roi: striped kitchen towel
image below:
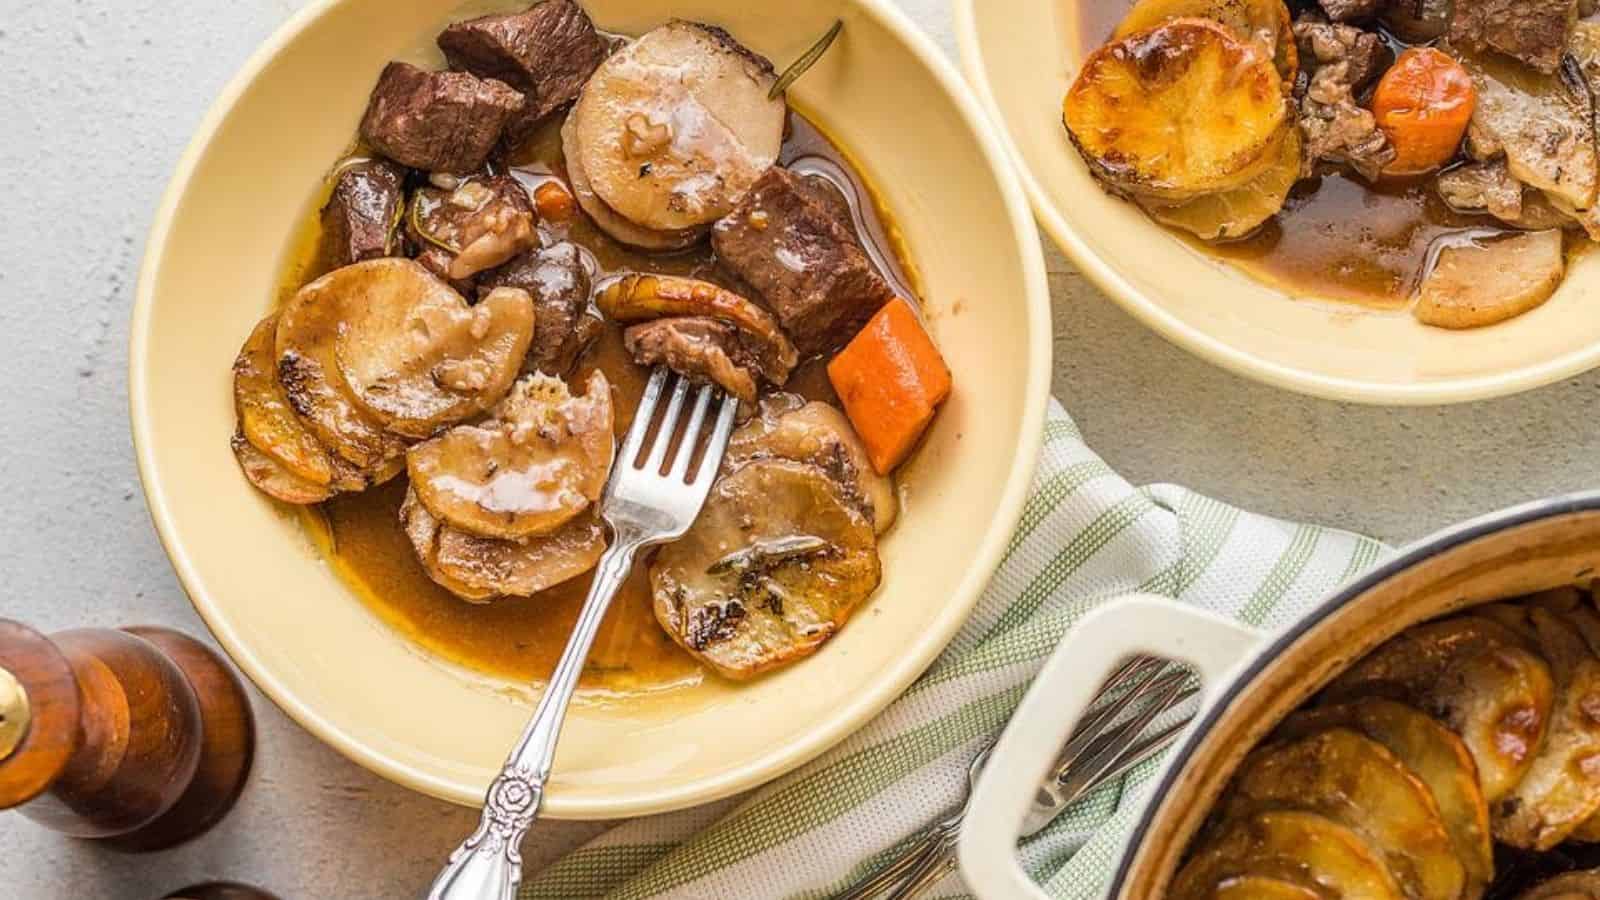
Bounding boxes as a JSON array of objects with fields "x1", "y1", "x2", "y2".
[{"x1": 521, "y1": 398, "x2": 1388, "y2": 899}]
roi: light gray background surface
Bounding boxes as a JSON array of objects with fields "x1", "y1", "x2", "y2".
[{"x1": 3, "y1": 1, "x2": 1597, "y2": 897}]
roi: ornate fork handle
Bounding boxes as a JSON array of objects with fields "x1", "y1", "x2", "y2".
[{"x1": 426, "y1": 533, "x2": 644, "y2": 900}]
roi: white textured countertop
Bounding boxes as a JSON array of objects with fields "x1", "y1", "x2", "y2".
[{"x1": 4, "y1": 1, "x2": 1599, "y2": 897}]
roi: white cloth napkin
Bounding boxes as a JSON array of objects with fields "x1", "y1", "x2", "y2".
[{"x1": 520, "y1": 399, "x2": 1387, "y2": 899}]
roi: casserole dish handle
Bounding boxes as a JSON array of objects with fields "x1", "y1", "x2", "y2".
[{"x1": 956, "y1": 595, "x2": 1262, "y2": 899}]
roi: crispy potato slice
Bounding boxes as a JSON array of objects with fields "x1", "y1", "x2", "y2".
[
  {"x1": 1171, "y1": 809, "x2": 1402, "y2": 900},
  {"x1": 1414, "y1": 230, "x2": 1565, "y2": 329},
  {"x1": 399, "y1": 488, "x2": 496, "y2": 602},
  {"x1": 435, "y1": 511, "x2": 606, "y2": 599},
  {"x1": 401, "y1": 487, "x2": 605, "y2": 601},
  {"x1": 408, "y1": 371, "x2": 614, "y2": 540},
  {"x1": 234, "y1": 314, "x2": 337, "y2": 485},
  {"x1": 280, "y1": 260, "x2": 535, "y2": 446},
  {"x1": 596, "y1": 274, "x2": 798, "y2": 382},
  {"x1": 230, "y1": 432, "x2": 333, "y2": 505},
  {"x1": 570, "y1": 21, "x2": 785, "y2": 232},
  {"x1": 1113, "y1": 0, "x2": 1297, "y2": 84},
  {"x1": 1471, "y1": 602, "x2": 1600, "y2": 849},
  {"x1": 1221, "y1": 729, "x2": 1465, "y2": 900},
  {"x1": 336, "y1": 275, "x2": 535, "y2": 439},
  {"x1": 726, "y1": 394, "x2": 898, "y2": 535},
  {"x1": 1064, "y1": 18, "x2": 1288, "y2": 202},
  {"x1": 1276, "y1": 699, "x2": 1492, "y2": 890},
  {"x1": 1518, "y1": 870, "x2": 1600, "y2": 898},
  {"x1": 1323, "y1": 615, "x2": 1556, "y2": 805},
  {"x1": 651, "y1": 459, "x2": 881, "y2": 680},
  {"x1": 1142, "y1": 128, "x2": 1301, "y2": 241},
  {"x1": 275, "y1": 264, "x2": 414, "y2": 466}
]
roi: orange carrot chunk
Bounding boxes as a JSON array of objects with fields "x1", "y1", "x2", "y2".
[
  {"x1": 1371, "y1": 48, "x2": 1476, "y2": 177},
  {"x1": 534, "y1": 180, "x2": 576, "y2": 221},
  {"x1": 827, "y1": 298, "x2": 952, "y2": 475}
]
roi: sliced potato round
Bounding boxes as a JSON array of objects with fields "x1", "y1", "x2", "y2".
[
  {"x1": 234, "y1": 313, "x2": 336, "y2": 485},
  {"x1": 596, "y1": 274, "x2": 798, "y2": 381},
  {"x1": 562, "y1": 115, "x2": 707, "y2": 251},
  {"x1": 399, "y1": 488, "x2": 496, "y2": 602},
  {"x1": 408, "y1": 371, "x2": 615, "y2": 540},
  {"x1": 321, "y1": 265, "x2": 536, "y2": 438},
  {"x1": 275, "y1": 261, "x2": 440, "y2": 465},
  {"x1": 1142, "y1": 128, "x2": 1301, "y2": 242},
  {"x1": 230, "y1": 432, "x2": 333, "y2": 505},
  {"x1": 1518, "y1": 870, "x2": 1600, "y2": 899},
  {"x1": 1171, "y1": 809, "x2": 1402, "y2": 900},
  {"x1": 650, "y1": 459, "x2": 881, "y2": 680},
  {"x1": 570, "y1": 21, "x2": 785, "y2": 232},
  {"x1": 726, "y1": 394, "x2": 897, "y2": 534},
  {"x1": 1113, "y1": 0, "x2": 1297, "y2": 84},
  {"x1": 1064, "y1": 18, "x2": 1288, "y2": 202},
  {"x1": 1276, "y1": 699, "x2": 1492, "y2": 890},
  {"x1": 402, "y1": 487, "x2": 606, "y2": 601},
  {"x1": 435, "y1": 511, "x2": 607, "y2": 599},
  {"x1": 1221, "y1": 728, "x2": 1465, "y2": 900},
  {"x1": 1471, "y1": 602, "x2": 1600, "y2": 850},
  {"x1": 1414, "y1": 230, "x2": 1565, "y2": 330},
  {"x1": 1323, "y1": 614, "x2": 1556, "y2": 805}
]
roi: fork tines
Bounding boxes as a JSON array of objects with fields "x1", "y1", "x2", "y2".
[{"x1": 616, "y1": 368, "x2": 739, "y2": 487}]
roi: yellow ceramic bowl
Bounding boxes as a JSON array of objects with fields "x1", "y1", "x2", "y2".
[
  {"x1": 957, "y1": 0, "x2": 1600, "y2": 404},
  {"x1": 130, "y1": 0, "x2": 1050, "y2": 816}
]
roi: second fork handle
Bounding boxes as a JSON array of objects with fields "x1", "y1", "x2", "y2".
[{"x1": 426, "y1": 534, "x2": 644, "y2": 900}]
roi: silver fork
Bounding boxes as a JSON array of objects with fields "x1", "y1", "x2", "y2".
[
  {"x1": 427, "y1": 369, "x2": 739, "y2": 900},
  {"x1": 831, "y1": 658, "x2": 1196, "y2": 900}
]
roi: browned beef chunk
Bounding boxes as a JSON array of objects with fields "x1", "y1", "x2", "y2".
[
  {"x1": 480, "y1": 242, "x2": 601, "y2": 374},
  {"x1": 1450, "y1": 0, "x2": 1577, "y2": 74},
  {"x1": 322, "y1": 159, "x2": 406, "y2": 267},
  {"x1": 1318, "y1": 0, "x2": 1385, "y2": 22},
  {"x1": 406, "y1": 174, "x2": 538, "y2": 281},
  {"x1": 712, "y1": 168, "x2": 894, "y2": 356},
  {"x1": 360, "y1": 62, "x2": 525, "y2": 174},
  {"x1": 622, "y1": 317, "x2": 767, "y2": 402},
  {"x1": 1294, "y1": 18, "x2": 1396, "y2": 181},
  {"x1": 437, "y1": 0, "x2": 609, "y2": 144}
]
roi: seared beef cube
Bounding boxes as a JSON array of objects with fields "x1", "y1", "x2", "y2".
[
  {"x1": 406, "y1": 174, "x2": 538, "y2": 281},
  {"x1": 623, "y1": 317, "x2": 764, "y2": 402},
  {"x1": 1450, "y1": 0, "x2": 1576, "y2": 74},
  {"x1": 321, "y1": 159, "x2": 406, "y2": 266},
  {"x1": 712, "y1": 168, "x2": 894, "y2": 356},
  {"x1": 360, "y1": 62, "x2": 525, "y2": 174},
  {"x1": 438, "y1": 0, "x2": 609, "y2": 143},
  {"x1": 1294, "y1": 18, "x2": 1396, "y2": 180},
  {"x1": 1316, "y1": 0, "x2": 1384, "y2": 21},
  {"x1": 480, "y1": 241, "x2": 600, "y2": 374}
]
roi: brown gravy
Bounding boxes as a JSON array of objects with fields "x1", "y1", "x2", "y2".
[
  {"x1": 1071, "y1": 1, "x2": 1500, "y2": 306},
  {"x1": 287, "y1": 109, "x2": 913, "y2": 694}
]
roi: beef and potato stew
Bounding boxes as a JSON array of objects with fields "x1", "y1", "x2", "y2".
[
  {"x1": 229, "y1": 1, "x2": 950, "y2": 691},
  {"x1": 1068, "y1": 0, "x2": 1600, "y2": 323},
  {"x1": 1177, "y1": 587, "x2": 1600, "y2": 899}
]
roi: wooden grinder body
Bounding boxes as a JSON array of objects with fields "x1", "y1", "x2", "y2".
[{"x1": 0, "y1": 620, "x2": 254, "y2": 851}]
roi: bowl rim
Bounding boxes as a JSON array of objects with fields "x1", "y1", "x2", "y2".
[
  {"x1": 1106, "y1": 488, "x2": 1600, "y2": 895},
  {"x1": 128, "y1": 0, "x2": 1053, "y2": 815},
  {"x1": 952, "y1": 0, "x2": 1600, "y2": 406}
]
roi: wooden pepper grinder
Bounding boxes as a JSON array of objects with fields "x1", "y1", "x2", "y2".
[{"x1": 0, "y1": 619, "x2": 255, "y2": 851}]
